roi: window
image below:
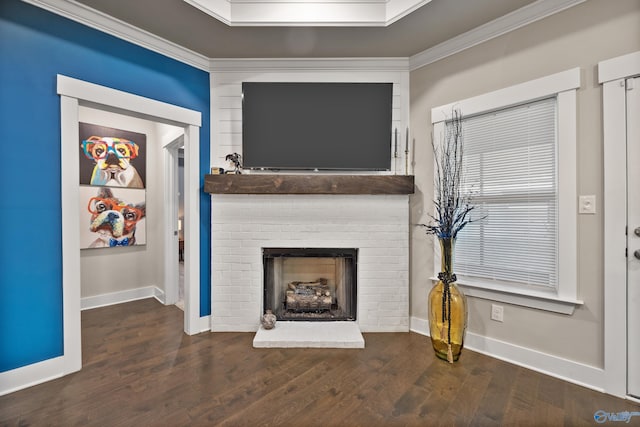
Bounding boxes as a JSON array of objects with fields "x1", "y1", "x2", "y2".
[
  {"x1": 456, "y1": 97, "x2": 558, "y2": 288},
  {"x1": 431, "y1": 68, "x2": 582, "y2": 314}
]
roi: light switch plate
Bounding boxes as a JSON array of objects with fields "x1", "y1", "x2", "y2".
[{"x1": 579, "y1": 195, "x2": 596, "y2": 214}]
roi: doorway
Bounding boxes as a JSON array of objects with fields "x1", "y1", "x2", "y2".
[
  {"x1": 601, "y1": 51, "x2": 640, "y2": 399},
  {"x1": 163, "y1": 136, "x2": 186, "y2": 312},
  {"x1": 58, "y1": 75, "x2": 202, "y2": 375}
]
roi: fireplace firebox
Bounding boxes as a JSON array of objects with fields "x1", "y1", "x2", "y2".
[{"x1": 263, "y1": 248, "x2": 357, "y2": 321}]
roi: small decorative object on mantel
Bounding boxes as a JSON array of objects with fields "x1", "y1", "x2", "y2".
[
  {"x1": 210, "y1": 167, "x2": 225, "y2": 175},
  {"x1": 225, "y1": 153, "x2": 242, "y2": 174},
  {"x1": 418, "y1": 109, "x2": 483, "y2": 363},
  {"x1": 261, "y1": 309, "x2": 277, "y2": 330}
]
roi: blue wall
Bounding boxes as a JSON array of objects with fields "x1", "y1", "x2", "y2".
[{"x1": 0, "y1": 0, "x2": 211, "y2": 372}]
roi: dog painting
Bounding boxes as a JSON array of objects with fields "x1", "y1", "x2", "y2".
[
  {"x1": 79, "y1": 123, "x2": 146, "y2": 188},
  {"x1": 80, "y1": 186, "x2": 146, "y2": 249}
]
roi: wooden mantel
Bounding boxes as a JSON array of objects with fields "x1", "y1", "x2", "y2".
[{"x1": 204, "y1": 174, "x2": 414, "y2": 195}]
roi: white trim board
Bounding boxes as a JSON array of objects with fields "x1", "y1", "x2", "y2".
[
  {"x1": 80, "y1": 286, "x2": 166, "y2": 311},
  {"x1": 0, "y1": 356, "x2": 67, "y2": 397},
  {"x1": 431, "y1": 67, "x2": 581, "y2": 121},
  {"x1": 57, "y1": 77, "x2": 201, "y2": 127},
  {"x1": 409, "y1": 0, "x2": 587, "y2": 71},
  {"x1": 456, "y1": 282, "x2": 581, "y2": 315},
  {"x1": 598, "y1": 51, "x2": 640, "y2": 84},
  {"x1": 409, "y1": 317, "x2": 604, "y2": 393},
  {"x1": 466, "y1": 332, "x2": 604, "y2": 393},
  {"x1": 162, "y1": 136, "x2": 183, "y2": 308}
]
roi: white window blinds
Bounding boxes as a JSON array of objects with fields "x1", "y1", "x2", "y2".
[{"x1": 453, "y1": 97, "x2": 558, "y2": 289}]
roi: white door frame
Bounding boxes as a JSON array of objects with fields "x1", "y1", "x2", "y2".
[
  {"x1": 600, "y1": 51, "x2": 640, "y2": 399},
  {"x1": 163, "y1": 135, "x2": 183, "y2": 307},
  {"x1": 626, "y1": 76, "x2": 640, "y2": 399},
  {"x1": 57, "y1": 74, "x2": 203, "y2": 374}
]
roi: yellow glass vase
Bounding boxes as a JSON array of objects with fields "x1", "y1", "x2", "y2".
[{"x1": 428, "y1": 237, "x2": 468, "y2": 363}]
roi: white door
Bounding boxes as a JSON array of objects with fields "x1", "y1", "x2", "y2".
[{"x1": 628, "y1": 76, "x2": 640, "y2": 399}]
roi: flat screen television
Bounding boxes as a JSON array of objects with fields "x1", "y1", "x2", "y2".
[{"x1": 242, "y1": 82, "x2": 393, "y2": 171}]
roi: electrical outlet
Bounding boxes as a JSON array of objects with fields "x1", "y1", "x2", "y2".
[{"x1": 491, "y1": 304, "x2": 504, "y2": 322}]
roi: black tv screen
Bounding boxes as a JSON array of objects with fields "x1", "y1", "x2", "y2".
[{"x1": 242, "y1": 82, "x2": 393, "y2": 171}]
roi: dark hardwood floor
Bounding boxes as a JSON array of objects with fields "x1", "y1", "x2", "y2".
[{"x1": 1, "y1": 299, "x2": 638, "y2": 426}]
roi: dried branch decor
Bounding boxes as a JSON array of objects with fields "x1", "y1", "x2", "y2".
[{"x1": 418, "y1": 110, "x2": 478, "y2": 240}]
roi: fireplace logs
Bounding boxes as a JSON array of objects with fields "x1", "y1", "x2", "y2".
[{"x1": 285, "y1": 279, "x2": 332, "y2": 312}]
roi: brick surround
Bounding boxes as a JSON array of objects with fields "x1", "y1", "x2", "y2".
[{"x1": 210, "y1": 194, "x2": 410, "y2": 332}]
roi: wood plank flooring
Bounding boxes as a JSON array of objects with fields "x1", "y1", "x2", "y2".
[{"x1": 1, "y1": 299, "x2": 639, "y2": 426}]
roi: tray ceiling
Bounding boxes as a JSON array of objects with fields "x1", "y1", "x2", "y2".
[{"x1": 69, "y1": 0, "x2": 541, "y2": 58}]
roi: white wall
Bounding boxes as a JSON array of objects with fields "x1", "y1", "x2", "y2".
[
  {"x1": 409, "y1": 0, "x2": 640, "y2": 372},
  {"x1": 78, "y1": 107, "x2": 181, "y2": 302}
]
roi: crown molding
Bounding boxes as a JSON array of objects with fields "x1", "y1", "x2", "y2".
[
  {"x1": 21, "y1": 0, "x2": 210, "y2": 71},
  {"x1": 385, "y1": 0, "x2": 431, "y2": 26},
  {"x1": 209, "y1": 57, "x2": 411, "y2": 72},
  {"x1": 409, "y1": 0, "x2": 587, "y2": 71},
  {"x1": 183, "y1": 0, "x2": 231, "y2": 26}
]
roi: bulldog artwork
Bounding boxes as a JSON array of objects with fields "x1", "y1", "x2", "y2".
[
  {"x1": 80, "y1": 186, "x2": 146, "y2": 249},
  {"x1": 79, "y1": 123, "x2": 146, "y2": 189}
]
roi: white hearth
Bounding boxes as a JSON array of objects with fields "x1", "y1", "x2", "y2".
[
  {"x1": 253, "y1": 322, "x2": 365, "y2": 348},
  {"x1": 210, "y1": 194, "x2": 410, "y2": 334}
]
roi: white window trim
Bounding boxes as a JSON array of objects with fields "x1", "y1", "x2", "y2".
[{"x1": 430, "y1": 68, "x2": 583, "y2": 315}]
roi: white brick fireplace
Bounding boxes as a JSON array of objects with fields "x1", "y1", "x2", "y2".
[{"x1": 210, "y1": 193, "x2": 410, "y2": 333}]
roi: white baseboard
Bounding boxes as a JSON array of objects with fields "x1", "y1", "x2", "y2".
[
  {"x1": 211, "y1": 324, "x2": 259, "y2": 333},
  {"x1": 81, "y1": 286, "x2": 164, "y2": 310},
  {"x1": 0, "y1": 356, "x2": 71, "y2": 397},
  {"x1": 359, "y1": 326, "x2": 410, "y2": 333},
  {"x1": 409, "y1": 316, "x2": 604, "y2": 393},
  {"x1": 153, "y1": 287, "x2": 166, "y2": 304},
  {"x1": 410, "y1": 316, "x2": 429, "y2": 336}
]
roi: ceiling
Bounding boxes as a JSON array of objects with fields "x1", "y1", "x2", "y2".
[{"x1": 71, "y1": 0, "x2": 537, "y2": 58}]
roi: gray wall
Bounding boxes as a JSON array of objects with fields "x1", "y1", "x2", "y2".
[{"x1": 409, "y1": 0, "x2": 640, "y2": 367}]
